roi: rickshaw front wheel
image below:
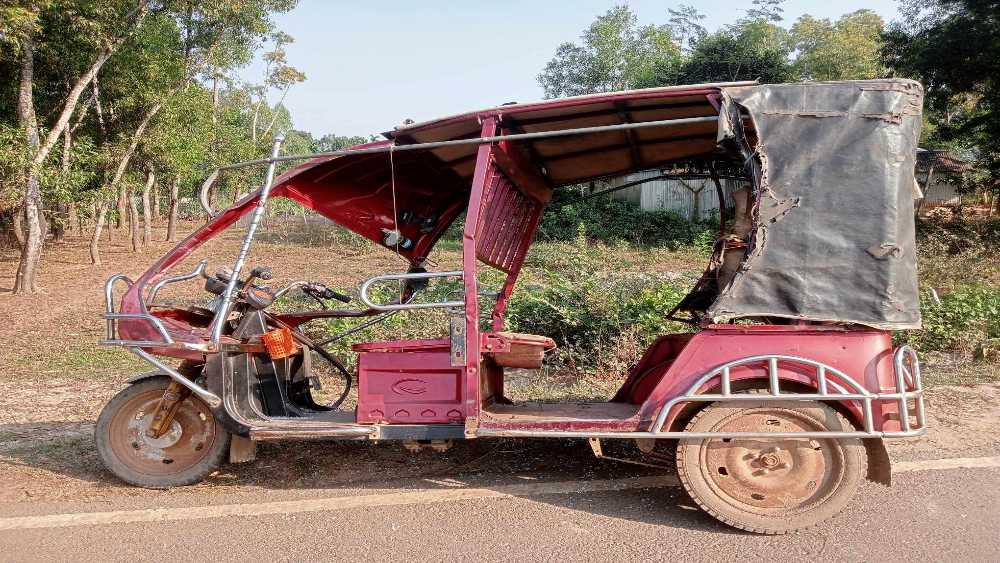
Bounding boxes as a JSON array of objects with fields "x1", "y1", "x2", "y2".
[
  {"x1": 96, "y1": 375, "x2": 231, "y2": 489},
  {"x1": 676, "y1": 398, "x2": 866, "y2": 534}
]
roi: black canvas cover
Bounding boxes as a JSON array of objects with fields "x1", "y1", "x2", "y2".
[{"x1": 708, "y1": 79, "x2": 923, "y2": 329}]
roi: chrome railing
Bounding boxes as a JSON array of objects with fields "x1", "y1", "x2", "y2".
[
  {"x1": 359, "y1": 270, "x2": 465, "y2": 311},
  {"x1": 101, "y1": 274, "x2": 174, "y2": 347},
  {"x1": 145, "y1": 259, "x2": 208, "y2": 306}
]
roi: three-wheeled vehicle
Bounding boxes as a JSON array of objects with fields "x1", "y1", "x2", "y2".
[{"x1": 96, "y1": 79, "x2": 927, "y2": 534}]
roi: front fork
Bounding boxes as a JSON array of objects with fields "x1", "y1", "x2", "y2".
[{"x1": 146, "y1": 380, "x2": 192, "y2": 439}]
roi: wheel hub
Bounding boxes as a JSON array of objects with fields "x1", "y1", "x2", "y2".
[
  {"x1": 702, "y1": 409, "x2": 844, "y2": 512},
  {"x1": 138, "y1": 417, "x2": 183, "y2": 449}
]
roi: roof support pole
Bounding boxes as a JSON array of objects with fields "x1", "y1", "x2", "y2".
[
  {"x1": 461, "y1": 117, "x2": 498, "y2": 437},
  {"x1": 212, "y1": 116, "x2": 720, "y2": 172},
  {"x1": 208, "y1": 136, "x2": 284, "y2": 347}
]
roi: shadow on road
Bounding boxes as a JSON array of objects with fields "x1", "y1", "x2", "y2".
[{"x1": 0, "y1": 421, "x2": 730, "y2": 532}]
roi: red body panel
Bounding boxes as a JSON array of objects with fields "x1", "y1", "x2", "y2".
[
  {"x1": 630, "y1": 326, "x2": 900, "y2": 432},
  {"x1": 355, "y1": 345, "x2": 466, "y2": 424}
]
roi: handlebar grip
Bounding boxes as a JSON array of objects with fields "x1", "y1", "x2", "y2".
[
  {"x1": 304, "y1": 282, "x2": 351, "y2": 303},
  {"x1": 328, "y1": 290, "x2": 351, "y2": 303}
]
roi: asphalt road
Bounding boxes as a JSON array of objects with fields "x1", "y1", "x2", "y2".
[{"x1": 0, "y1": 456, "x2": 997, "y2": 562}]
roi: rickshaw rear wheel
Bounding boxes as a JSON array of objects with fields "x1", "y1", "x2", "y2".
[
  {"x1": 676, "y1": 398, "x2": 866, "y2": 535},
  {"x1": 95, "y1": 376, "x2": 231, "y2": 489}
]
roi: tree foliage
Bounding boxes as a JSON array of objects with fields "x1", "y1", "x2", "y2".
[
  {"x1": 790, "y1": 10, "x2": 886, "y2": 81},
  {"x1": 0, "y1": 0, "x2": 377, "y2": 285},
  {"x1": 669, "y1": 20, "x2": 794, "y2": 85},
  {"x1": 538, "y1": 5, "x2": 681, "y2": 97},
  {"x1": 541, "y1": 2, "x2": 895, "y2": 92},
  {"x1": 883, "y1": 0, "x2": 1000, "y2": 193}
]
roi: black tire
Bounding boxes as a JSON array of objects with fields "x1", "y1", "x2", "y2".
[
  {"x1": 676, "y1": 398, "x2": 866, "y2": 534},
  {"x1": 95, "y1": 376, "x2": 231, "y2": 489}
]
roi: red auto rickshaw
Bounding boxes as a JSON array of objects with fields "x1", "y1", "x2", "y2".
[{"x1": 96, "y1": 79, "x2": 926, "y2": 534}]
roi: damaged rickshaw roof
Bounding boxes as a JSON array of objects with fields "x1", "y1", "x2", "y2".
[{"x1": 262, "y1": 78, "x2": 923, "y2": 330}]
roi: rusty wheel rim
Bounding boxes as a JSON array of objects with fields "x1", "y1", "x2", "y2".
[
  {"x1": 107, "y1": 388, "x2": 218, "y2": 477},
  {"x1": 699, "y1": 408, "x2": 846, "y2": 515}
]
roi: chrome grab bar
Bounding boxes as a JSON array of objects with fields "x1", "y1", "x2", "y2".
[
  {"x1": 102, "y1": 273, "x2": 176, "y2": 346},
  {"x1": 146, "y1": 259, "x2": 208, "y2": 306},
  {"x1": 893, "y1": 345, "x2": 925, "y2": 432},
  {"x1": 359, "y1": 270, "x2": 465, "y2": 311},
  {"x1": 104, "y1": 274, "x2": 134, "y2": 340}
]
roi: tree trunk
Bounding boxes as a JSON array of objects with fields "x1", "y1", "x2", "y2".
[
  {"x1": 90, "y1": 201, "x2": 108, "y2": 265},
  {"x1": 167, "y1": 177, "x2": 180, "y2": 242},
  {"x1": 12, "y1": 203, "x2": 26, "y2": 249},
  {"x1": 12, "y1": 3, "x2": 150, "y2": 292},
  {"x1": 68, "y1": 202, "x2": 79, "y2": 236},
  {"x1": 128, "y1": 190, "x2": 141, "y2": 252},
  {"x1": 14, "y1": 34, "x2": 44, "y2": 294},
  {"x1": 151, "y1": 179, "x2": 160, "y2": 220},
  {"x1": 251, "y1": 97, "x2": 262, "y2": 145},
  {"x1": 142, "y1": 168, "x2": 154, "y2": 247},
  {"x1": 212, "y1": 74, "x2": 220, "y2": 126},
  {"x1": 53, "y1": 126, "x2": 73, "y2": 243},
  {"x1": 102, "y1": 98, "x2": 167, "y2": 242},
  {"x1": 116, "y1": 185, "x2": 126, "y2": 229}
]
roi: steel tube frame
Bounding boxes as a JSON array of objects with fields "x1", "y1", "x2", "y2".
[
  {"x1": 219, "y1": 116, "x2": 717, "y2": 170},
  {"x1": 146, "y1": 259, "x2": 208, "y2": 306},
  {"x1": 130, "y1": 347, "x2": 222, "y2": 408},
  {"x1": 198, "y1": 115, "x2": 720, "y2": 216},
  {"x1": 208, "y1": 136, "x2": 285, "y2": 347}
]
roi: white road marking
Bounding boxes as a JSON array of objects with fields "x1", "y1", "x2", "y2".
[
  {"x1": 0, "y1": 454, "x2": 997, "y2": 531},
  {"x1": 892, "y1": 456, "x2": 1000, "y2": 473},
  {"x1": 0, "y1": 475, "x2": 676, "y2": 531}
]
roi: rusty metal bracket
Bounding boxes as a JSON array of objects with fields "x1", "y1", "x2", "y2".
[{"x1": 588, "y1": 438, "x2": 673, "y2": 470}]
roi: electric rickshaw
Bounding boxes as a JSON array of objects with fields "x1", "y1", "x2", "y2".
[{"x1": 96, "y1": 79, "x2": 927, "y2": 534}]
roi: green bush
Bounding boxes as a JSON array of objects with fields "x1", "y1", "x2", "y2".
[
  {"x1": 537, "y1": 191, "x2": 718, "y2": 251},
  {"x1": 904, "y1": 286, "x2": 1000, "y2": 352},
  {"x1": 506, "y1": 227, "x2": 691, "y2": 373}
]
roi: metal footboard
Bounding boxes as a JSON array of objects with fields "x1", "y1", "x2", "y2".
[{"x1": 477, "y1": 348, "x2": 926, "y2": 439}]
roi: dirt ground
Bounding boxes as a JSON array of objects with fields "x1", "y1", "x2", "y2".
[{"x1": 1, "y1": 221, "x2": 998, "y2": 506}]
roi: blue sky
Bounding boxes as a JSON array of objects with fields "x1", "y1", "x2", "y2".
[{"x1": 241, "y1": 0, "x2": 902, "y2": 138}]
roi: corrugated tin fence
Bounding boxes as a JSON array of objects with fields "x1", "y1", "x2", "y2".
[{"x1": 608, "y1": 170, "x2": 748, "y2": 221}]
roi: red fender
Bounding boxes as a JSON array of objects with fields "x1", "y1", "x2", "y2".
[{"x1": 623, "y1": 326, "x2": 901, "y2": 433}]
